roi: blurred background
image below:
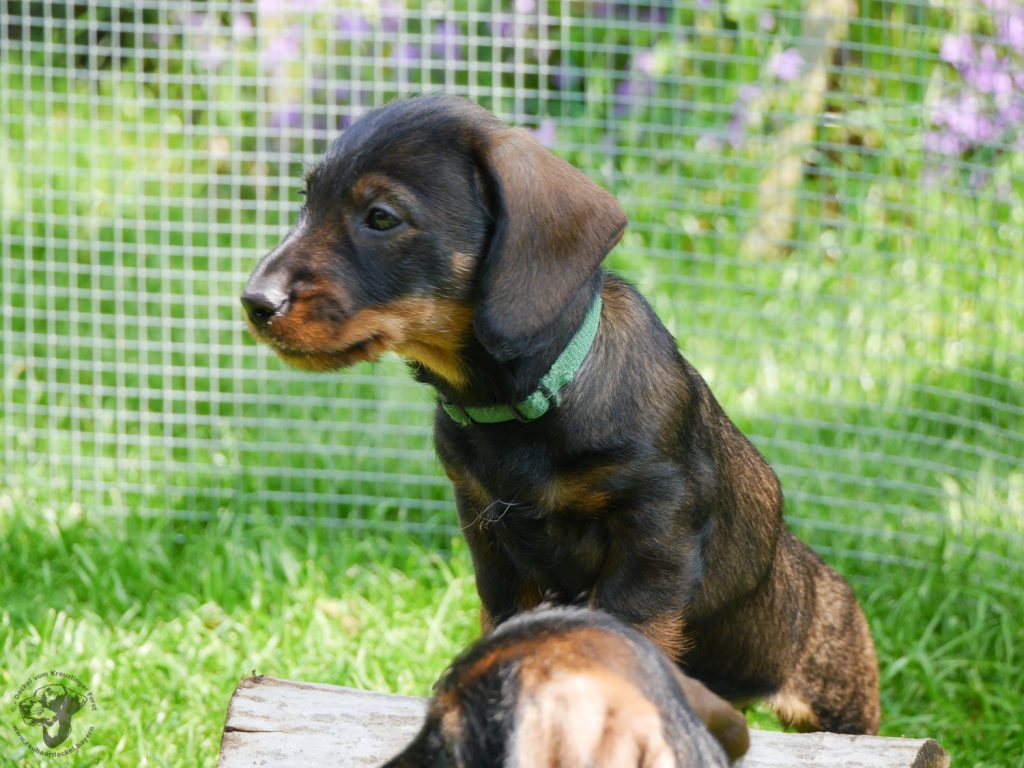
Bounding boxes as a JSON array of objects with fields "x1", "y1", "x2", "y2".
[{"x1": 2, "y1": 1, "x2": 1022, "y2": 765}]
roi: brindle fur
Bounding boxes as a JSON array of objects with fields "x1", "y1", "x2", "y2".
[
  {"x1": 241, "y1": 95, "x2": 880, "y2": 734},
  {"x1": 383, "y1": 607, "x2": 749, "y2": 767}
]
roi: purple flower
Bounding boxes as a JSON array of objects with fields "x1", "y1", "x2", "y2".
[
  {"x1": 258, "y1": 0, "x2": 293, "y2": 16},
  {"x1": 185, "y1": 12, "x2": 229, "y2": 71},
  {"x1": 634, "y1": 49, "x2": 656, "y2": 76},
  {"x1": 431, "y1": 20, "x2": 464, "y2": 61},
  {"x1": 551, "y1": 67, "x2": 581, "y2": 91},
  {"x1": 337, "y1": 11, "x2": 372, "y2": 41},
  {"x1": 515, "y1": 0, "x2": 536, "y2": 12},
  {"x1": 969, "y1": 168, "x2": 990, "y2": 189},
  {"x1": 738, "y1": 83, "x2": 760, "y2": 101},
  {"x1": 964, "y1": 58, "x2": 1014, "y2": 95},
  {"x1": 615, "y1": 79, "x2": 638, "y2": 116},
  {"x1": 925, "y1": 84, "x2": 1024, "y2": 155},
  {"x1": 200, "y1": 43, "x2": 228, "y2": 71},
  {"x1": 758, "y1": 12, "x2": 776, "y2": 32},
  {"x1": 258, "y1": 0, "x2": 325, "y2": 14},
  {"x1": 999, "y1": 12, "x2": 1024, "y2": 52},
  {"x1": 260, "y1": 26, "x2": 302, "y2": 71},
  {"x1": 614, "y1": 75, "x2": 656, "y2": 116},
  {"x1": 489, "y1": 14, "x2": 517, "y2": 40},
  {"x1": 940, "y1": 33, "x2": 974, "y2": 67},
  {"x1": 531, "y1": 119, "x2": 557, "y2": 147},
  {"x1": 923, "y1": 130, "x2": 966, "y2": 156},
  {"x1": 930, "y1": 7, "x2": 1024, "y2": 159},
  {"x1": 232, "y1": 13, "x2": 254, "y2": 39},
  {"x1": 381, "y1": 1, "x2": 404, "y2": 34},
  {"x1": 1000, "y1": 100, "x2": 1024, "y2": 127},
  {"x1": 954, "y1": 43, "x2": 1016, "y2": 96},
  {"x1": 613, "y1": 48, "x2": 661, "y2": 114},
  {"x1": 339, "y1": 86, "x2": 374, "y2": 110},
  {"x1": 391, "y1": 41, "x2": 422, "y2": 67},
  {"x1": 766, "y1": 48, "x2": 804, "y2": 81},
  {"x1": 649, "y1": 7, "x2": 670, "y2": 24},
  {"x1": 980, "y1": 42, "x2": 998, "y2": 66},
  {"x1": 270, "y1": 106, "x2": 303, "y2": 130},
  {"x1": 725, "y1": 84, "x2": 761, "y2": 148},
  {"x1": 954, "y1": 109, "x2": 997, "y2": 144}
]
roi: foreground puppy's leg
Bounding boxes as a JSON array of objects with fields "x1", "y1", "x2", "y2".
[{"x1": 669, "y1": 669, "x2": 750, "y2": 762}]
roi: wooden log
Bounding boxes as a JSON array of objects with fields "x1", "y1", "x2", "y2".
[{"x1": 218, "y1": 676, "x2": 949, "y2": 768}]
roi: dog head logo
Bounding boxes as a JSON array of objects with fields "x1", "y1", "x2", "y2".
[
  {"x1": 19, "y1": 683, "x2": 86, "y2": 749},
  {"x1": 11, "y1": 672, "x2": 97, "y2": 757}
]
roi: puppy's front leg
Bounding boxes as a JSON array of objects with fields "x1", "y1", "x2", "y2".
[
  {"x1": 592, "y1": 513, "x2": 699, "y2": 661},
  {"x1": 453, "y1": 487, "x2": 542, "y2": 633}
]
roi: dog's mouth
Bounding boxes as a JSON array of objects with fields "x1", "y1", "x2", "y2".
[
  {"x1": 270, "y1": 332, "x2": 393, "y2": 372},
  {"x1": 243, "y1": 296, "x2": 473, "y2": 386},
  {"x1": 245, "y1": 313, "x2": 394, "y2": 371}
]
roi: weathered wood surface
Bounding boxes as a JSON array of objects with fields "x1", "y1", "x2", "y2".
[{"x1": 218, "y1": 676, "x2": 950, "y2": 768}]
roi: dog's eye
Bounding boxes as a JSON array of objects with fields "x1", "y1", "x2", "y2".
[{"x1": 366, "y1": 207, "x2": 401, "y2": 232}]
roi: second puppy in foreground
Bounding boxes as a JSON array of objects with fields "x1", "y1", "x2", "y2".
[
  {"x1": 242, "y1": 95, "x2": 880, "y2": 733},
  {"x1": 383, "y1": 607, "x2": 749, "y2": 768}
]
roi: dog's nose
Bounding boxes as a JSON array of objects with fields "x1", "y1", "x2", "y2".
[{"x1": 240, "y1": 289, "x2": 285, "y2": 328}]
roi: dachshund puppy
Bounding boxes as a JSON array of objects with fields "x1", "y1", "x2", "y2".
[
  {"x1": 383, "y1": 606, "x2": 749, "y2": 768},
  {"x1": 241, "y1": 95, "x2": 880, "y2": 733}
]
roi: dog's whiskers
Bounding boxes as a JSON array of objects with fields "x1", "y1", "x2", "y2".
[{"x1": 462, "y1": 498, "x2": 520, "y2": 530}]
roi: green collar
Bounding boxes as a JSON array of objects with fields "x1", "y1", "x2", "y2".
[{"x1": 441, "y1": 295, "x2": 603, "y2": 426}]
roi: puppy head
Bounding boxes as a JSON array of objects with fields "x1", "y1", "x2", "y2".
[
  {"x1": 241, "y1": 96, "x2": 491, "y2": 385},
  {"x1": 383, "y1": 607, "x2": 746, "y2": 768},
  {"x1": 241, "y1": 95, "x2": 626, "y2": 387}
]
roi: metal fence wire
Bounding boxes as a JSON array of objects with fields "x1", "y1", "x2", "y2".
[{"x1": 2, "y1": 1, "x2": 1022, "y2": 575}]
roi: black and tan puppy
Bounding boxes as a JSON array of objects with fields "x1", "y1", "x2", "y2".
[
  {"x1": 241, "y1": 95, "x2": 880, "y2": 733},
  {"x1": 384, "y1": 606, "x2": 749, "y2": 768}
]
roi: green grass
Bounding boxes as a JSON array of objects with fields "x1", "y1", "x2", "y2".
[
  {"x1": 2, "y1": 469, "x2": 1022, "y2": 767},
  {"x1": 0, "y1": 470, "x2": 478, "y2": 766}
]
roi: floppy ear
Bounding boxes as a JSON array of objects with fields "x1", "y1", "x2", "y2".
[{"x1": 474, "y1": 127, "x2": 627, "y2": 360}]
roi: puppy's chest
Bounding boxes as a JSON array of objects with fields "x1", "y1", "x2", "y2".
[
  {"x1": 470, "y1": 485, "x2": 610, "y2": 594},
  {"x1": 442, "y1": 438, "x2": 619, "y2": 586}
]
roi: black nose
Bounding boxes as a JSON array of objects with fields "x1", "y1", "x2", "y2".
[{"x1": 240, "y1": 289, "x2": 285, "y2": 328}]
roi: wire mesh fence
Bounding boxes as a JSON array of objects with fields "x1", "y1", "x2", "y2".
[{"x1": 2, "y1": 1, "x2": 1022, "y2": 576}]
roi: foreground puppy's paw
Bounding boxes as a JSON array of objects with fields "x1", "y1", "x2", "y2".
[{"x1": 510, "y1": 671, "x2": 676, "y2": 768}]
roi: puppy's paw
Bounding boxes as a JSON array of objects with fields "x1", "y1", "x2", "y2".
[{"x1": 510, "y1": 670, "x2": 675, "y2": 768}]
